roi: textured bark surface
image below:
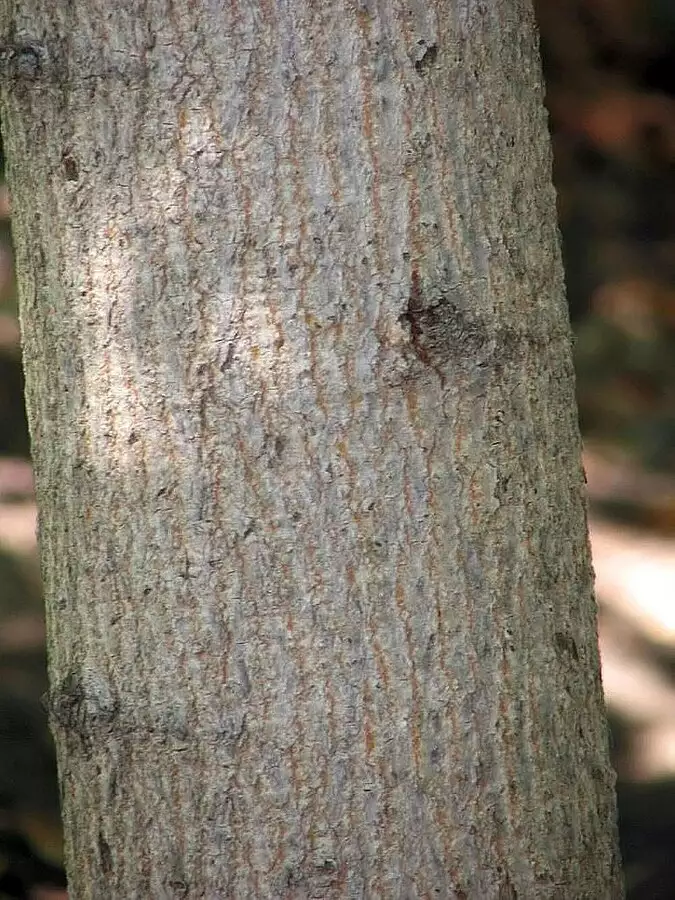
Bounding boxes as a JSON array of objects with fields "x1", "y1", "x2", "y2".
[{"x1": 0, "y1": 1, "x2": 623, "y2": 898}]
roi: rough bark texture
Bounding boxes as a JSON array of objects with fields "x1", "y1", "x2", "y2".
[{"x1": 0, "y1": 1, "x2": 623, "y2": 898}]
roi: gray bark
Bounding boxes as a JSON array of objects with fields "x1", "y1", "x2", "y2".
[{"x1": 0, "y1": 1, "x2": 623, "y2": 898}]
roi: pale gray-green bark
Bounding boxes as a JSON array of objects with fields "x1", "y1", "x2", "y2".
[{"x1": 0, "y1": 1, "x2": 623, "y2": 897}]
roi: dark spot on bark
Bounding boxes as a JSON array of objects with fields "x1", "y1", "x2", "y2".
[
  {"x1": 4, "y1": 43, "x2": 44, "y2": 79},
  {"x1": 497, "y1": 868, "x2": 518, "y2": 898},
  {"x1": 414, "y1": 41, "x2": 438, "y2": 74},
  {"x1": 315, "y1": 858, "x2": 337, "y2": 872},
  {"x1": 47, "y1": 671, "x2": 119, "y2": 745},
  {"x1": 398, "y1": 267, "x2": 566, "y2": 380},
  {"x1": 107, "y1": 770, "x2": 118, "y2": 802},
  {"x1": 554, "y1": 631, "x2": 579, "y2": 661},
  {"x1": 399, "y1": 269, "x2": 480, "y2": 383},
  {"x1": 219, "y1": 342, "x2": 235, "y2": 371},
  {"x1": 47, "y1": 672, "x2": 85, "y2": 731},
  {"x1": 98, "y1": 833, "x2": 112, "y2": 875},
  {"x1": 62, "y1": 151, "x2": 79, "y2": 181}
]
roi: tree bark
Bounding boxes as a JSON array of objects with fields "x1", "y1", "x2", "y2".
[{"x1": 0, "y1": 1, "x2": 623, "y2": 898}]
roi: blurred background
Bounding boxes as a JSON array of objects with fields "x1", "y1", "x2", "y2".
[{"x1": 2, "y1": 0, "x2": 675, "y2": 897}]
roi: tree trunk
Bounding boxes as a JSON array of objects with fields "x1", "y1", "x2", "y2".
[{"x1": 0, "y1": 1, "x2": 623, "y2": 897}]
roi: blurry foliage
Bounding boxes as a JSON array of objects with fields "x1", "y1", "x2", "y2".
[
  {"x1": 0, "y1": 550, "x2": 32, "y2": 618},
  {"x1": 0, "y1": 132, "x2": 63, "y2": 891},
  {"x1": 537, "y1": 2, "x2": 675, "y2": 897},
  {"x1": 538, "y1": 0, "x2": 675, "y2": 489},
  {"x1": 0, "y1": 354, "x2": 28, "y2": 459}
]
